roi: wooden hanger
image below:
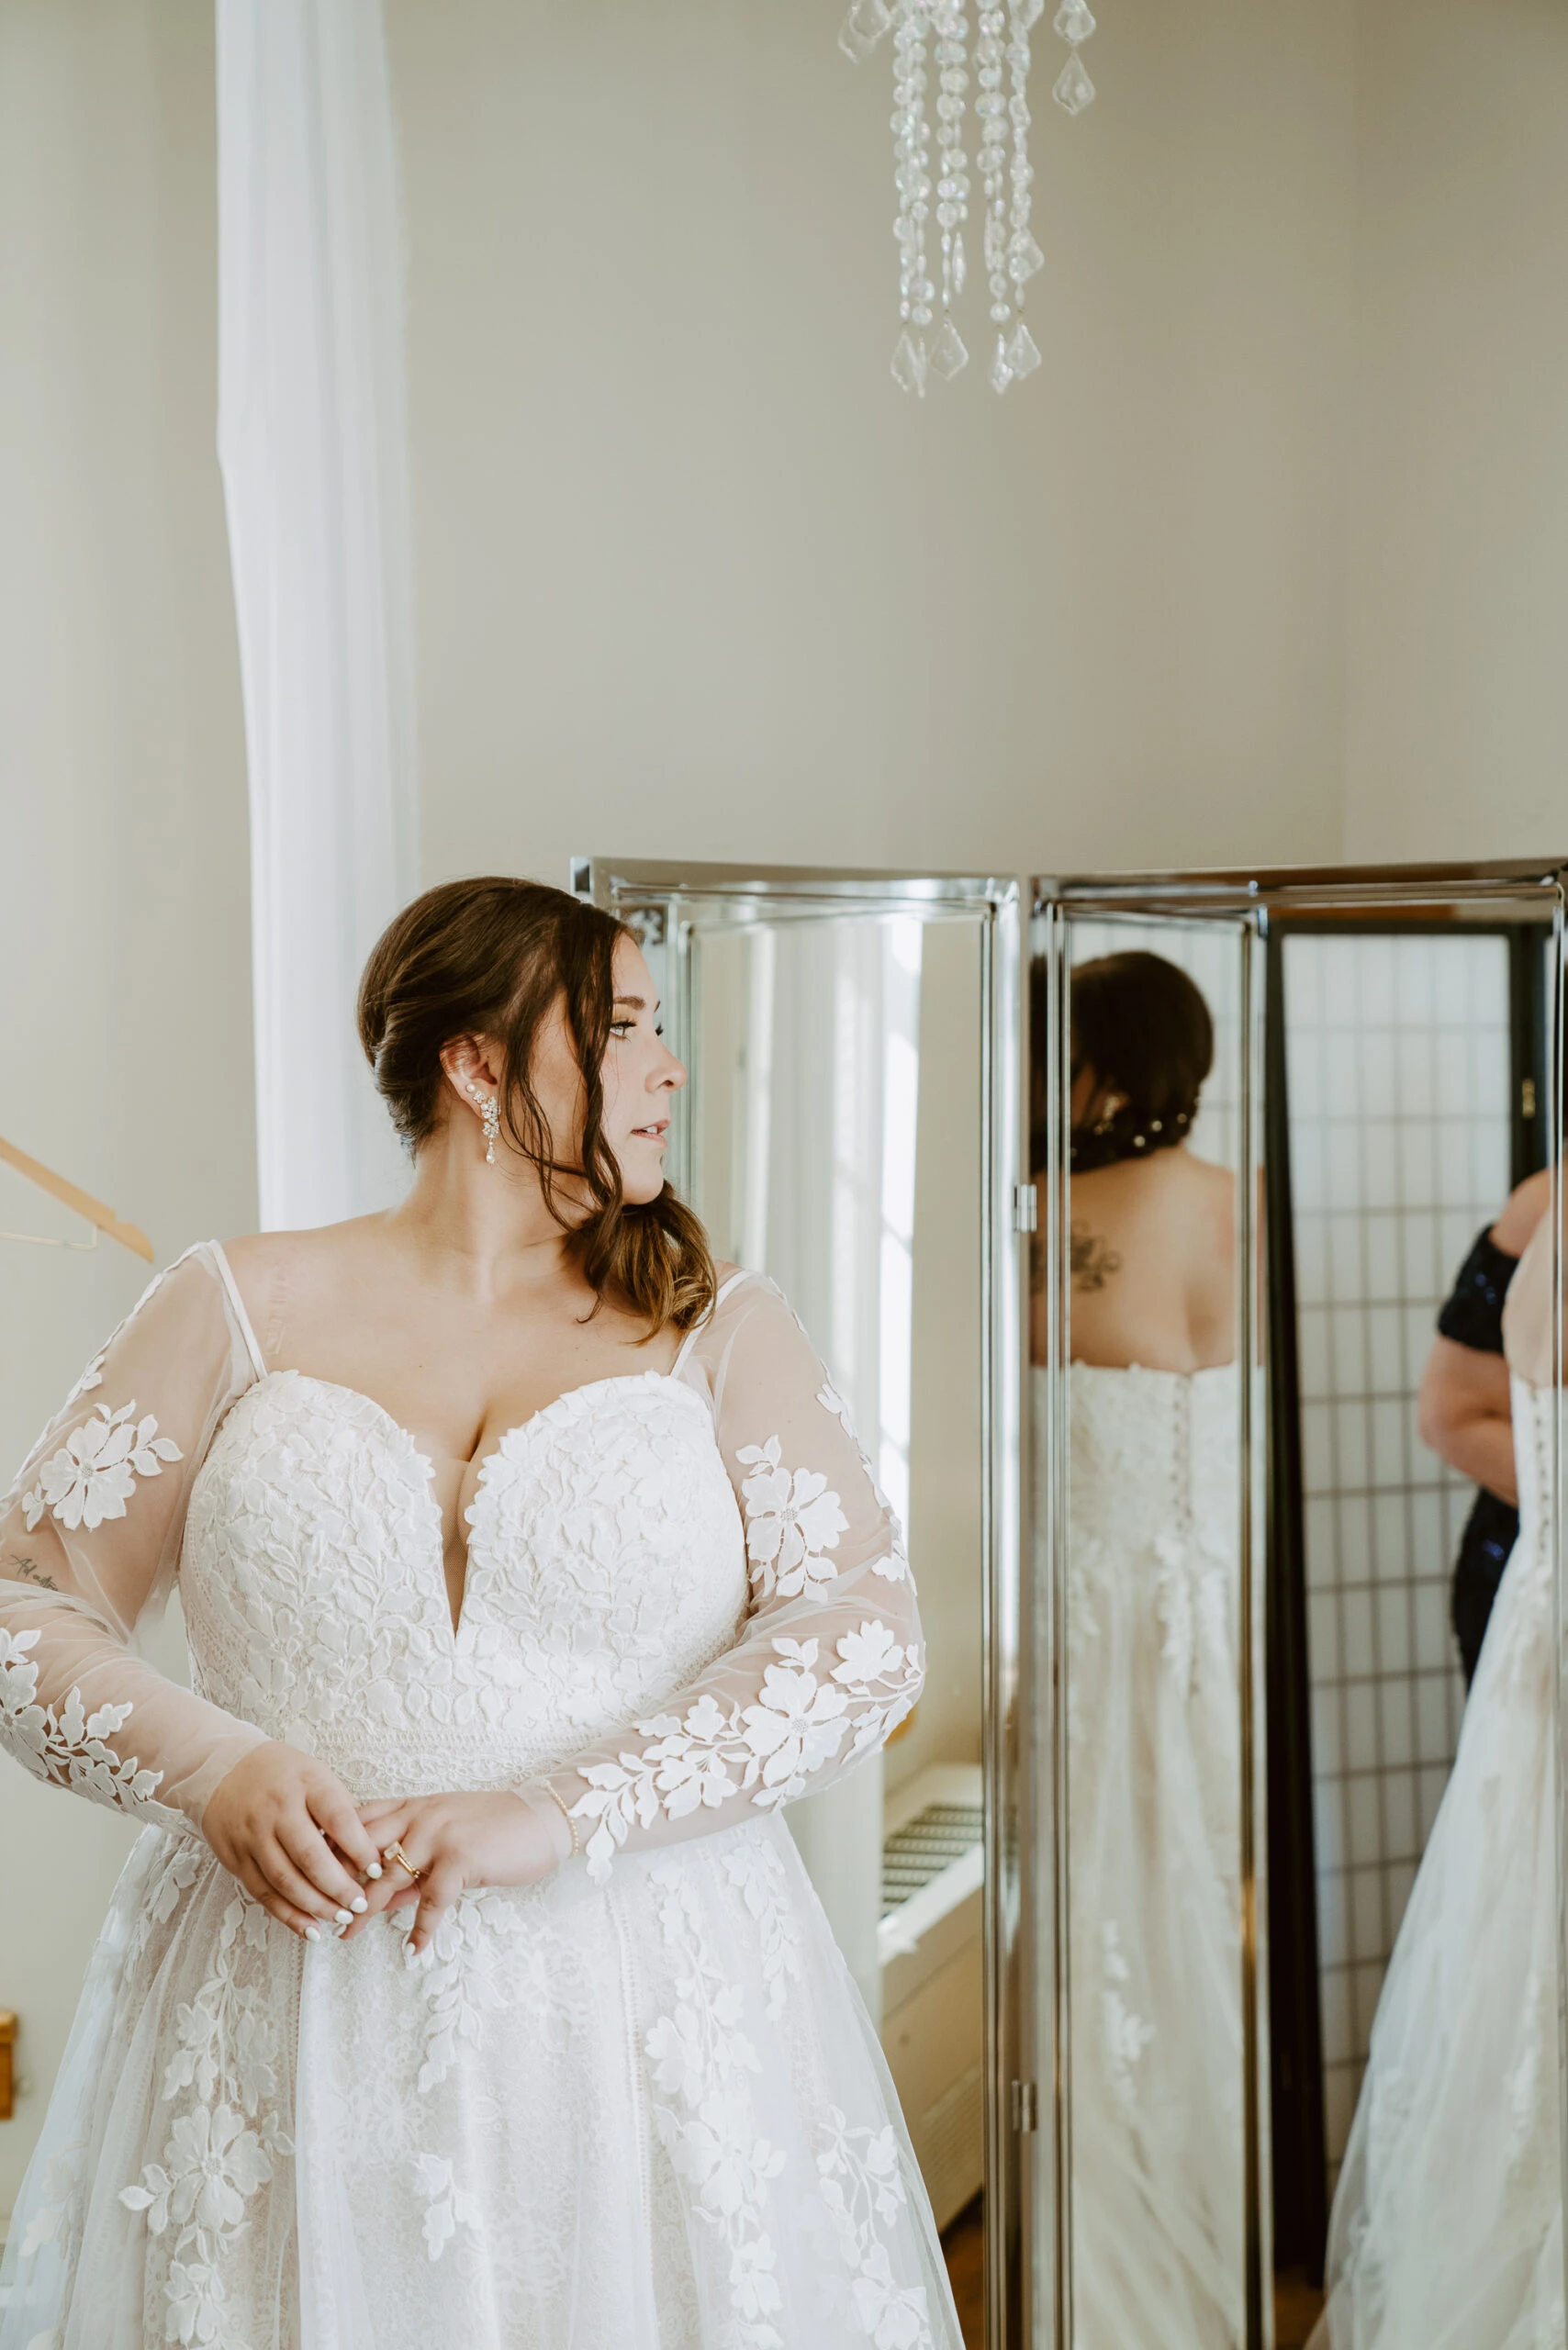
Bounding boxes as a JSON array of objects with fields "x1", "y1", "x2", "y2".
[{"x1": 0, "y1": 1134, "x2": 153, "y2": 1261}]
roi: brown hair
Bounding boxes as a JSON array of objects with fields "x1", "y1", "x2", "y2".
[
  {"x1": 357, "y1": 877, "x2": 716, "y2": 1333},
  {"x1": 1029, "y1": 949, "x2": 1215, "y2": 1170}
]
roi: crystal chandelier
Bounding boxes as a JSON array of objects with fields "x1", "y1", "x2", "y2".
[{"x1": 841, "y1": 0, "x2": 1098, "y2": 395}]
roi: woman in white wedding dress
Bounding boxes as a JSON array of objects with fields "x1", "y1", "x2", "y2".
[
  {"x1": 1312, "y1": 1198, "x2": 1563, "y2": 2350},
  {"x1": 1033, "y1": 952, "x2": 1244, "y2": 2350},
  {"x1": 0, "y1": 877, "x2": 961, "y2": 2350}
]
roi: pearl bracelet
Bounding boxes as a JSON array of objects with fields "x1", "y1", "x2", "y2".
[{"x1": 538, "y1": 1781, "x2": 581, "y2": 1859}]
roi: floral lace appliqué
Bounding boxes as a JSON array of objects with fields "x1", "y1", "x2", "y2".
[
  {"x1": 722, "y1": 1832, "x2": 805, "y2": 2020},
  {"x1": 1101, "y1": 1921, "x2": 1156, "y2": 2116},
  {"x1": 813, "y1": 2108, "x2": 934, "y2": 2348},
  {"x1": 118, "y1": 1893, "x2": 291, "y2": 2346},
  {"x1": 570, "y1": 1624, "x2": 924, "y2": 1882},
  {"x1": 17, "y1": 2135, "x2": 87, "y2": 2264},
  {"x1": 22, "y1": 1398, "x2": 182, "y2": 1533},
  {"x1": 414, "y1": 2150, "x2": 482, "y2": 2260},
  {"x1": 816, "y1": 1382, "x2": 909, "y2": 1582},
  {"x1": 736, "y1": 1435, "x2": 849, "y2": 1601},
  {"x1": 1502, "y1": 1965, "x2": 1553, "y2": 2183},
  {"x1": 404, "y1": 1891, "x2": 528, "y2": 2094},
  {"x1": 0, "y1": 1625, "x2": 164, "y2": 1812},
  {"x1": 645, "y1": 1864, "x2": 788, "y2": 2347}
]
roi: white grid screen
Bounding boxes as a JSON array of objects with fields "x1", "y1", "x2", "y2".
[{"x1": 1283, "y1": 929, "x2": 1512, "y2": 2177}]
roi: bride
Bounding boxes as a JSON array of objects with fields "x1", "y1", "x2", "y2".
[
  {"x1": 1034, "y1": 949, "x2": 1244, "y2": 2349},
  {"x1": 1312, "y1": 1190, "x2": 1562, "y2": 2349},
  {"x1": 0, "y1": 877, "x2": 961, "y2": 2350}
]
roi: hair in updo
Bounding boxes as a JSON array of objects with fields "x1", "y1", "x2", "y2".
[
  {"x1": 357, "y1": 876, "x2": 716, "y2": 1333},
  {"x1": 1068, "y1": 950, "x2": 1214, "y2": 1152}
]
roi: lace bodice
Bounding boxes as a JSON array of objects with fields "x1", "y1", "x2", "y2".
[
  {"x1": 1065, "y1": 1361, "x2": 1239, "y2": 1559},
  {"x1": 1050, "y1": 1361, "x2": 1241, "y2": 1711},
  {"x1": 180, "y1": 1370, "x2": 747, "y2": 1802},
  {"x1": 0, "y1": 1245, "x2": 924, "y2": 1883}
]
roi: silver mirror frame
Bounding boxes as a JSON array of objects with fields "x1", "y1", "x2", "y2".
[
  {"x1": 572, "y1": 858, "x2": 1030, "y2": 2350},
  {"x1": 1034, "y1": 856, "x2": 1568, "y2": 2350},
  {"x1": 570, "y1": 852, "x2": 1568, "y2": 2347}
]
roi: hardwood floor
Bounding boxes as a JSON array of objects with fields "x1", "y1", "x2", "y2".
[
  {"x1": 940, "y1": 2193, "x2": 984, "y2": 2349},
  {"x1": 941, "y1": 2200, "x2": 1324, "y2": 2350},
  {"x1": 1275, "y1": 2268, "x2": 1326, "y2": 2349}
]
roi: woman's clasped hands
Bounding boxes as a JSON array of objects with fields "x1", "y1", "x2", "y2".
[
  {"x1": 343, "y1": 1786, "x2": 573, "y2": 1954},
  {"x1": 203, "y1": 1742, "x2": 575, "y2": 1954}
]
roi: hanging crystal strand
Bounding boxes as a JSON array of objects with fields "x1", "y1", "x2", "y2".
[
  {"x1": 928, "y1": 6, "x2": 970, "y2": 380},
  {"x1": 974, "y1": 6, "x2": 1011, "y2": 392},
  {"x1": 1052, "y1": 0, "x2": 1097, "y2": 115},
  {"x1": 839, "y1": 0, "x2": 894, "y2": 62},
  {"x1": 986, "y1": 0, "x2": 1043, "y2": 390},
  {"x1": 890, "y1": 3, "x2": 935, "y2": 395}
]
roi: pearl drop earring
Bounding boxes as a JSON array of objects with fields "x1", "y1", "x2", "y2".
[{"x1": 466, "y1": 1080, "x2": 500, "y2": 1164}]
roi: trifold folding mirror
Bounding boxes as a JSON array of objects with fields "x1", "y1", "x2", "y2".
[{"x1": 575, "y1": 856, "x2": 1567, "y2": 2350}]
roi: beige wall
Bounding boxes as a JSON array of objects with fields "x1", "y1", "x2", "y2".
[
  {"x1": 386, "y1": 0, "x2": 1356, "y2": 885},
  {"x1": 1342, "y1": 0, "x2": 1568, "y2": 864},
  {"x1": 0, "y1": 0, "x2": 254, "y2": 2215}
]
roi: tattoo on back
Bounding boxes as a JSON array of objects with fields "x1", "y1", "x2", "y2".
[
  {"x1": 1070, "y1": 1223, "x2": 1123, "y2": 1293},
  {"x1": 3, "y1": 1550, "x2": 59, "y2": 1592}
]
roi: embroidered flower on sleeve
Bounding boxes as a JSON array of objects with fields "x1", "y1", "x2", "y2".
[
  {"x1": 832, "y1": 1622, "x2": 905, "y2": 1687},
  {"x1": 62, "y1": 1345, "x2": 108, "y2": 1408},
  {"x1": 21, "y1": 1400, "x2": 182, "y2": 1534},
  {"x1": 734, "y1": 1436, "x2": 848, "y2": 1601},
  {"x1": 740, "y1": 1646, "x2": 851, "y2": 1789},
  {"x1": 0, "y1": 1625, "x2": 165, "y2": 1812},
  {"x1": 815, "y1": 1381, "x2": 910, "y2": 1583},
  {"x1": 568, "y1": 1620, "x2": 925, "y2": 1881}
]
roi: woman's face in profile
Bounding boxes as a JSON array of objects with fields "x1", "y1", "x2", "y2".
[{"x1": 526, "y1": 933, "x2": 687, "y2": 1206}]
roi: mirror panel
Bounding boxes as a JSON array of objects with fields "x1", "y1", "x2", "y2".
[
  {"x1": 1034, "y1": 869, "x2": 1566, "y2": 2350},
  {"x1": 1281, "y1": 926, "x2": 1518, "y2": 2189},
  {"x1": 1035, "y1": 911, "x2": 1259, "y2": 2350},
  {"x1": 585, "y1": 866, "x2": 1020, "y2": 2340}
]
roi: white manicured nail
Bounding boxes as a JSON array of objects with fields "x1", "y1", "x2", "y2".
[
  {"x1": 349, "y1": 1894, "x2": 368, "y2": 1913},
  {"x1": 304, "y1": 1925, "x2": 321, "y2": 1943},
  {"x1": 334, "y1": 1908, "x2": 353, "y2": 1926},
  {"x1": 366, "y1": 1861, "x2": 383, "y2": 1880}
]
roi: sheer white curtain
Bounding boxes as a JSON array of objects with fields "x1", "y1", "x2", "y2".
[{"x1": 217, "y1": 0, "x2": 418, "y2": 1230}]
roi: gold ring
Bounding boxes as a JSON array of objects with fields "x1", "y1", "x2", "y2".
[{"x1": 384, "y1": 1840, "x2": 423, "y2": 1882}]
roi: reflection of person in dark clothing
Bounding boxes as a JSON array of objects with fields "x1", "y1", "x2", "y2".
[{"x1": 1417, "y1": 1168, "x2": 1550, "y2": 1685}]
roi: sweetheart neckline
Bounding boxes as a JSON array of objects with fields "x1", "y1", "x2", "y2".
[{"x1": 243, "y1": 1368, "x2": 713, "y2": 1643}]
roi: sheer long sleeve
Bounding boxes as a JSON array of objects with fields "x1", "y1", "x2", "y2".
[
  {"x1": 531, "y1": 1275, "x2": 925, "y2": 1883},
  {"x1": 0, "y1": 1245, "x2": 270, "y2": 1835}
]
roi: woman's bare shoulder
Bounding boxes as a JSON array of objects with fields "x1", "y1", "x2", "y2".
[
  {"x1": 219, "y1": 1219, "x2": 384, "y2": 1324},
  {"x1": 1493, "y1": 1167, "x2": 1551, "y2": 1256},
  {"x1": 1179, "y1": 1147, "x2": 1236, "y2": 1193}
]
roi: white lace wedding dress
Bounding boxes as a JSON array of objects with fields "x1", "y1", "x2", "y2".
[
  {"x1": 1043, "y1": 1360, "x2": 1245, "y2": 2350},
  {"x1": 0, "y1": 1243, "x2": 961, "y2": 2350},
  {"x1": 1313, "y1": 1213, "x2": 1563, "y2": 2350}
]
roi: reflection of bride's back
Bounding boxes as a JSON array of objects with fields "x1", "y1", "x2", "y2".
[
  {"x1": 1034, "y1": 950, "x2": 1244, "y2": 2350},
  {"x1": 1049, "y1": 1362, "x2": 1245, "y2": 2350},
  {"x1": 1066, "y1": 1357, "x2": 1240, "y2": 1856}
]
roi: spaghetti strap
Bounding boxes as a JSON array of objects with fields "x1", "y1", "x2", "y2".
[
  {"x1": 207, "y1": 1237, "x2": 269, "y2": 1383},
  {"x1": 670, "y1": 1267, "x2": 756, "y2": 1376}
]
